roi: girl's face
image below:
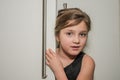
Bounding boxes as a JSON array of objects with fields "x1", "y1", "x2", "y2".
[{"x1": 56, "y1": 21, "x2": 88, "y2": 57}]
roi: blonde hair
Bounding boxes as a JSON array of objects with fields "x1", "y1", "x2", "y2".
[{"x1": 55, "y1": 8, "x2": 91, "y2": 36}]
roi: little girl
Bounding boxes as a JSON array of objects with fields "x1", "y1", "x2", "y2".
[{"x1": 46, "y1": 8, "x2": 95, "y2": 80}]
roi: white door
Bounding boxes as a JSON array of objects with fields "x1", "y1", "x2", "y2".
[
  {"x1": 56, "y1": 0, "x2": 120, "y2": 80},
  {"x1": 0, "y1": 0, "x2": 56, "y2": 80}
]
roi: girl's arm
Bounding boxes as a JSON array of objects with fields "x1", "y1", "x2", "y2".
[
  {"x1": 46, "y1": 49, "x2": 68, "y2": 80},
  {"x1": 77, "y1": 54, "x2": 95, "y2": 80}
]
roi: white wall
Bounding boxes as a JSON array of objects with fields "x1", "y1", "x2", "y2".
[
  {"x1": 0, "y1": 0, "x2": 56, "y2": 80},
  {"x1": 0, "y1": 0, "x2": 43, "y2": 80},
  {"x1": 56, "y1": 0, "x2": 120, "y2": 80},
  {"x1": 0, "y1": 0, "x2": 57, "y2": 80}
]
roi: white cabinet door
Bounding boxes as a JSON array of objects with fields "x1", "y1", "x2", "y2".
[
  {"x1": 0, "y1": 0, "x2": 55, "y2": 80},
  {"x1": 56, "y1": 0, "x2": 120, "y2": 80}
]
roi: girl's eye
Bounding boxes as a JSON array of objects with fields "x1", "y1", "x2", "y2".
[
  {"x1": 66, "y1": 32, "x2": 73, "y2": 36},
  {"x1": 79, "y1": 33, "x2": 87, "y2": 37}
]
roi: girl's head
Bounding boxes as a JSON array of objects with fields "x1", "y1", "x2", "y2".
[
  {"x1": 55, "y1": 8, "x2": 91, "y2": 36},
  {"x1": 55, "y1": 8, "x2": 91, "y2": 55}
]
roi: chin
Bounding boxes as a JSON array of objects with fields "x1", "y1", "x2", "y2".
[{"x1": 68, "y1": 51, "x2": 80, "y2": 57}]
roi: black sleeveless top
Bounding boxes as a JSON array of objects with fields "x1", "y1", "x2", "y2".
[{"x1": 64, "y1": 52, "x2": 85, "y2": 80}]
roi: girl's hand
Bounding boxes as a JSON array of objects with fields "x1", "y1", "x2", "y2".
[{"x1": 46, "y1": 49, "x2": 63, "y2": 73}]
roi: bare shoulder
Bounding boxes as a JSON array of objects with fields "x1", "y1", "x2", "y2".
[
  {"x1": 76, "y1": 54, "x2": 95, "y2": 80},
  {"x1": 82, "y1": 53, "x2": 95, "y2": 73},
  {"x1": 82, "y1": 54, "x2": 95, "y2": 67}
]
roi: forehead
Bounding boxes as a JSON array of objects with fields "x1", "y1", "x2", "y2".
[{"x1": 62, "y1": 21, "x2": 88, "y2": 32}]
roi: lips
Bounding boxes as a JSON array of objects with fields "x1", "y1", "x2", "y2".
[
  {"x1": 71, "y1": 46, "x2": 79, "y2": 48},
  {"x1": 71, "y1": 46, "x2": 80, "y2": 50}
]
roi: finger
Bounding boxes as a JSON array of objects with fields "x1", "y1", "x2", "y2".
[
  {"x1": 46, "y1": 54, "x2": 51, "y2": 66},
  {"x1": 49, "y1": 49, "x2": 56, "y2": 55},
  {"x1": 46, "y1": 53, "x2": 51, "y2": 61},
  {"x1": 49, "y1": 49, "x2": 54, "y2": 53},
  {"x1": 49, "y1": 49, "x2": 58, "y2": 57},
  {"x1": 46, "y1": 59, "x2": 49, "y2": 65},
  {"x1": 46, "y1": 49, "x2": 53, "y2": 59}
]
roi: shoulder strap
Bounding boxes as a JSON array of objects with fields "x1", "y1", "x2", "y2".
[{"x1": 64, "y1": 52, "x2": 85, "y2": 80}]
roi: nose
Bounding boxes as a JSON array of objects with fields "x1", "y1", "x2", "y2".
[{"x1": 73, "y1": 36, "x2": 80, "y2": 44}]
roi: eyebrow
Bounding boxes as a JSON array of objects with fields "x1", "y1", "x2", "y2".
[{"x1": 66, "y1": 29, "x2": 88, "y2": 33}]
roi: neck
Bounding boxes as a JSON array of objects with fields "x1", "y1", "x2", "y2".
[
  {"x1": 57, "y1": 48, "x2": 76, "y2": 61},
  {"x1": 57, "y1": 48, "x2": 77, "y2": 68}
]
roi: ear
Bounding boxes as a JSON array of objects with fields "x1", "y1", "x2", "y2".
[
  {"x1": 55, "y1": 35, "x2": 60, "y2": 48},
  {"x1": 55, "y1": 35, "x2": 60, "y2": 42}
]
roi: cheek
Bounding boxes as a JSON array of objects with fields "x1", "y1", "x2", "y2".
[
  {"x1": 59, "y1": 35, "x2": 72, "y2": 48},
  {"x1": 81, "y1": 38, "x2": 87, "y2": 46},
  {"x1": 60, "y1": 37, "x2": 71, "y2": 45}
]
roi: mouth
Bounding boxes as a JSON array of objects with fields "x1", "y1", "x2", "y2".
[{"x1": 71, "y1": 46, "x2": 80, "y2": 50}]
